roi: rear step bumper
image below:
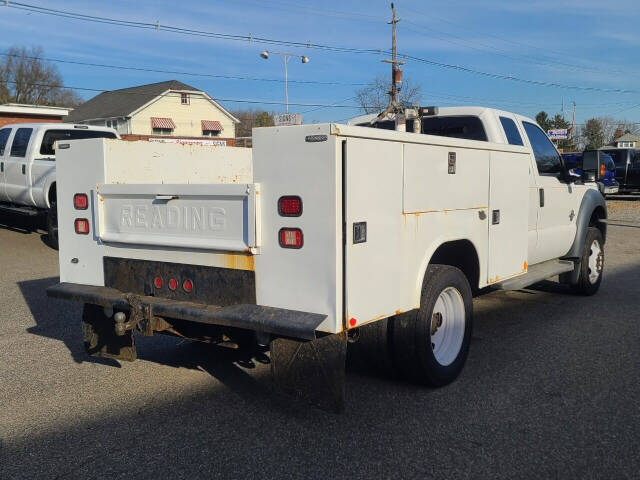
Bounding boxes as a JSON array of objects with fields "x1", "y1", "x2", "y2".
[{"x1": 46, "y1": 282, "x2": 326, "y2": 340}]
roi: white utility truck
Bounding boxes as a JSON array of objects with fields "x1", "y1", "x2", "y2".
[
  {"x1": 0, "y1": 123, "x2": 118, "y2": 248},
  {"x1": 47, "y1": 107, "x2": 606, "y2": 411}
]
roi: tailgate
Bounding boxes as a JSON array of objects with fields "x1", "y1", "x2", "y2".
[{"x1": 96, "y1": 183, "x2": 260, "y2": 251}]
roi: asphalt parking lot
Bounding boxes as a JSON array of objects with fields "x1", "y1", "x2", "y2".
[{"x1": 1, "y1": 201, "x2": 639, "y2": 479}]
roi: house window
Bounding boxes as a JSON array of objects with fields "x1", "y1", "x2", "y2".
[
  {"x1": 106, "y1": 119, "x2": 118, "y2": 130},
  {"x1": 181, "y1": 93, "x2": 190, "y2": 105},
  {"x1": 152, "y1": 128, "x2": 173, "y2": 136},
  {"x1": 202, "y1": 130, "x2": 220, "y2": 137}
]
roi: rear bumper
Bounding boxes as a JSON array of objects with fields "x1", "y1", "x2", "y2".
[{"x1": 46, "y1": 282, "x2": 326, "y2": 340}]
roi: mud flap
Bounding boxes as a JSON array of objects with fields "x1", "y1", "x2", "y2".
[
  {"x1": 270, "y1": 332, "x2": 347, "y2": 413},
  {"x1": 82, "y1": 304, "x2": 137, "y2": 361}
]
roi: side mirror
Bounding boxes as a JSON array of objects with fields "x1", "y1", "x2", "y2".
[
  {"x1": 567, "y1": 168, "x2": 582, "y2": 182},
  {"x1": 582, "y1": 171, "x2": 596, "y2": 183}
]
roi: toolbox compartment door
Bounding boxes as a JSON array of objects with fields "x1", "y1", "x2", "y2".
[
  {"x1": 487, "y1": 151, "x2": 529, "y2": 283},
  {"x1": 96, "y1": 183, "x2": 259, "y2": 252},
  {"x1": 343, "y1": 138, "x2": 405, "y2": 326}
]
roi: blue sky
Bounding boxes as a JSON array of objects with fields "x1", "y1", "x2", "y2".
[{"x1": 1, "y1": 0, "x2": 639, "y2": 125}]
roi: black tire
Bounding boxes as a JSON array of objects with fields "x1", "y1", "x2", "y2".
[
  {"x1": 392, "y1": 265, "x2": 473, "y2": 387},
  {"x1": 571, "y1": 227, "x2": 604, "y2": 296},
  {"x1": 348, "y1": 316, "x2": 396, "y2": 377},
  {"x1": 47, "y1": 202, "x2": 59, "y2": 250}
]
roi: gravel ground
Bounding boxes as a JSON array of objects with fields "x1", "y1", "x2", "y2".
[{"x1": 1, "y1": 200, "x2": 639, "y2": 480}]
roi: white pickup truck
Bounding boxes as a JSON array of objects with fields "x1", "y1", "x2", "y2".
[
  {"x1": 47, "y1": 107, "x2": 606, "y2": 411},
  {"x1": 0, "y1": 123, "x2": 117, "y2": 248}
]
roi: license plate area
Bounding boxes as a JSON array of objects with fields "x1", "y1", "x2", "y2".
[{"x1": 103, "y1": 257, "x2": 256, "y2": 306}]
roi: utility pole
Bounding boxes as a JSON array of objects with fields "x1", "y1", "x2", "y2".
[
  {"x1": 570, "y1": 101, "x2": 576, "y2": 148},
  {"x1": 380, "y1": 3, "x2": 405, "y2": 114},
  {"x1": 389, "y1": 3, "x2": 399, "y2": 104}
]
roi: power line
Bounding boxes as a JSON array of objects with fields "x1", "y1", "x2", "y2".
[
  {"x1": 0, "y1": 52, "x2": 368, "y2": 87},
  {"x1": 403, "y1": 53, "x2": 639, "y2": 94},
  {"x1": 7, "y1": 1, "x2": 636, "y2": 97},
  {"x1": 401, "y1": 6, "x2": 636, "y2": 79},
  {"x1": 5, "y1": 1, "x2": 385, "y2": 55},
  {"x1": 4, "y1": 2, "x2": 639, "y2": 97},
  {"x1": 0, "y1": 79, "x2": 366, "y2": 109}
]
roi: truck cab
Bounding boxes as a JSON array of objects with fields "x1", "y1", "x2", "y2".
[{"x1": 599, "y1": 147, "x2": 640, "y2": 192}]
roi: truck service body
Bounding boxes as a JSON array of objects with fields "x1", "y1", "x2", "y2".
[{"x1": 47, "y1": 107, "x2": 607, "y2": 411}]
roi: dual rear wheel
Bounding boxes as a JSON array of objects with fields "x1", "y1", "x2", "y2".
[{"x1": 351, "y1": 264, "x2": 473, "y2": 386}]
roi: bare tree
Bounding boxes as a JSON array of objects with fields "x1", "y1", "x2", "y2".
[
  {"x1": 355, "y1": 75, "x2": 422, "y2": 114},
  {"x1": 0, "y1": 46, "x2": 82, "y2": 106},
  {"x1": 231, "y1": 109, "x2": 275, "y2": 138}
]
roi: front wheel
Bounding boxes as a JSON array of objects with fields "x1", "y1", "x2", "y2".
[
  {"x1": 47, "y1": 202, "x2": 58, "y2": 250},
  {"x1": 392, "y1": 265, "x2": 473, "y2": 386},
  {"x1": 571, "y1": 227, "x2": 604, "y2": 296}
]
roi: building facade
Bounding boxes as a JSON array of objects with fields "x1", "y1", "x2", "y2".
[
  {"x1": 0, "y1": 103, "x2": 72, "y2": 128},
  {"x1": 611, "y1": 133, "x2": 640, "y2": 149},
  {"x1": 65, "y1": 80, "x2": 238, "y2": 146}
]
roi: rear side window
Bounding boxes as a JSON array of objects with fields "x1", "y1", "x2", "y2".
[
  {"x1": 10, "y1": 128, "x2": 33, "y2": 157},
  {"x1": 421, "y1": 116, "x2": 488, "y2": 141},
  {"x1": 40, "y1": 129, "x2": 117, "y2": 156},
  {"x1": 499, "y1": 117, "x2": 523, "y2": 146},
  {"x1": 0, "y1": 128, "x2": 11, "y2": 156}
]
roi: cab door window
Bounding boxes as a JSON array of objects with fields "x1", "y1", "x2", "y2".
[
  {"x1": 522, "y1": 122, "x2": 562, "y2": 175},
  {"x1": 10, "y1": 128, "x2": 33, "y2": 157}
]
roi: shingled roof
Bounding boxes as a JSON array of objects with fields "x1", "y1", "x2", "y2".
[
  {"x1": 614, "y1": 132, "x2": 640, "y2": 143},
  {"x1": 65, "y1": 80, "x2": 208, "y2": 122}
]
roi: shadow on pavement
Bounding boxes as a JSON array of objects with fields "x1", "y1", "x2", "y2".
[{"x1": 10, "y1": 258, "x2": 640, "y2": 478}]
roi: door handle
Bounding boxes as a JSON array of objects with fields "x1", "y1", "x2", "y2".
[
  {"x1": 22, "y1": 164, "x2": 26, "y2": 175},
  {"x1": 539, "y1": 188, "x2": 545, "y2": 207},
  {"x1": 154, "y1": 194, "x2": 178, "y2": 202}
]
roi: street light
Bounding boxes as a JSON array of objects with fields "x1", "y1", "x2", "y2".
[{"x1": 260, "y1": 50, "x2": 310, "y2": 113}]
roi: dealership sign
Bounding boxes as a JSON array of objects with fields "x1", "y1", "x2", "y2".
[
  {"x1": 274, "y1": 113, "x2": 302, "y2": 126},
  {"x1": 547, "y1": 129, "x2": 569, "y2": 140},
  {"x1": 149, "y1": 138, "x2": 227, "y2": 147}
]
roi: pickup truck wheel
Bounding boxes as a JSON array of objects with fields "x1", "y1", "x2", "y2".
[
  {"x1": 392, "y1": 265, "x2": 472, "y2": 387},
  {"x1": 47, "y1": 202, "x2": 59, "y2": 250},
  {"x1": 572, "y1": 227, "x2": 604, "y2": 296}
]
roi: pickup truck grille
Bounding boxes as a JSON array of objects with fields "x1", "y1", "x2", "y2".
[{"x1": 103, "y1": 257, "x2": 256, "y2": 306}]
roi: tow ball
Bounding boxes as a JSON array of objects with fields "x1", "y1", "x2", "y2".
[{"x1": 113, "y1": 296, "x2": 171, "y2": 337}]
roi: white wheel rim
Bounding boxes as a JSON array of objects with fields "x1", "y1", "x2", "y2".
[
  {"x1": 587, "y1": 239, "x2": 603, "y2": 284},
  {"x1": 430, "y1": 287, "x2": 466, "y2": 366}
]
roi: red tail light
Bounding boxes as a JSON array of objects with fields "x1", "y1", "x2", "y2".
[
  {"x1": 278, "y1": 196, "x2": 302, "y2": 217},
  {"x1": 183, "y1": 279, "x2": 194, "y2": 292},
  {"x1": 153, "y1": 277, "x2": 163, "y2": 289},
  {"x1": 74, "y1": 218, "x2": 90, "y2": 235},
  {"x1": 279, "y1": 228, "x2": 303, "y2": 248},
  {"x1": 168, "y1": 278, "x2": 178, "y2": 291},
  {"x1": 74, "y1": 193, "x2": 88, "y2": 210}
]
